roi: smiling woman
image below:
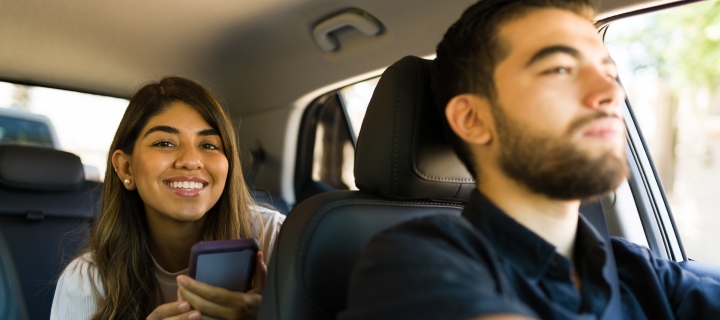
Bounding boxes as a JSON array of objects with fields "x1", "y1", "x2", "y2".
[
  {"x1": 114, "y1": 102, "x2": 231, "y2": 228},
  {"x1": 49, "y1": 77, "x2": 285, "y2": 320}
]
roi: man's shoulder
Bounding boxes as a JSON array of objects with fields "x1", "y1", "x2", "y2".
[
  {"x1": 357, "y1": 213, "x2": 500, "y2": 275},
  {"x1": 342, "y1": 213, "x2": 536, "y2": 319},
  {"x1": 369, "y1": 213, "x2": 486, "y2": 254},
  {"x1": 381, "y1": 213, "x2": 474, "y2": 236},
  {"x1": 609, "y1": 237, "x2": 655, "y2": 261}
]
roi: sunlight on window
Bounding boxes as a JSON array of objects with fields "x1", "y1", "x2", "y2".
[
  {"x1": 0, "y1": 82, "x2": 128, "y2": 181},
  {"x1": 606, "y1": 0, "x2": 720, "y2": 265},
  {"x1": 339, "y1": 77, "x2": 379, "y2": 138}
]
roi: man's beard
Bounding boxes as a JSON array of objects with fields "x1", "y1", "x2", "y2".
[{"x1": 492, "y1": 103, "x2": 630, "y2": 200}]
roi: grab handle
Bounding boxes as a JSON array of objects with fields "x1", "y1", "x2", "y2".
[{"x1": 313, "y1": 11, "x2": 383, "y2": 52}]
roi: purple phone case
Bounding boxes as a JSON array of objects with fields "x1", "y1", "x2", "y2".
[{"x1": 188, "y1": 238, "x2": 259, "y2": 292}]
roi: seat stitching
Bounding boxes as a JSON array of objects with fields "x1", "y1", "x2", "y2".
[{"x1": 392, "y1": 66, "x2": 402, "y2": 194}]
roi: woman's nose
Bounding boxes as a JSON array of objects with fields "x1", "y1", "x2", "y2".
[{"x1": 175, "y1": 145, "x2": 203, "y2": 170}]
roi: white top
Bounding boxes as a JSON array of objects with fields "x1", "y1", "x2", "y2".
[{"x1": 50, "y1": 206, "x2": 285, "y2": 319}]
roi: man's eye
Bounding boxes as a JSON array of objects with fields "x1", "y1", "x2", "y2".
[{"x1": 546, "y1": 66, "x2": 571, "y2": 75}]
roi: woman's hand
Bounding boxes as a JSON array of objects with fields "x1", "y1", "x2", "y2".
[
  {"x1": 146, "y1": 301, "x2": 201, "y2": 320},
  {"x1": 177, "y1": 251, "x2": 267, "y2": 320}
]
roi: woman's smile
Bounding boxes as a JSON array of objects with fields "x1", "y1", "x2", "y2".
[{"x1": 163, "y1": 176, "x2": 209, "y2": 197}]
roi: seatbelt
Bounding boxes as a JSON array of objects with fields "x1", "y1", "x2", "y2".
[{"x1": 579, "y1": 200, "x2": 622, "y2": 319}]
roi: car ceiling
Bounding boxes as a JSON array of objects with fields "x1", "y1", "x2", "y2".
[{"x1": 0, "y1": 0, "x2": 679, "y2": 116}]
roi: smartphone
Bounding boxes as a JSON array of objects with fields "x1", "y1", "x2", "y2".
[{"x1": 188, "y1": 238, "x2": 259, "y2": 292}]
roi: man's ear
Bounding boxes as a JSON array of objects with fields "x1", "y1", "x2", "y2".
[
  {"x1": 111, "y1": 149, "x2": 136, "y2": 190},
  {"x1": 445, "y1": 94, "x2": 493, "y2": 146}
]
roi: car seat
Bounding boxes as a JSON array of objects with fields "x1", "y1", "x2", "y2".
[
  {"x1": 0, "y1": 145, "x2": 101, "y2": 320},
  {"x1": 257, "y1": 56, "x2": 476, "y2": 320},
  {"x1": 0, "y1": 229, "x2": 29, "y2": 320}
]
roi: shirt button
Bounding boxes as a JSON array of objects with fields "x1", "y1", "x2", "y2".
[{"x1": 551, "y1": 260, "x2": 559, "y2": 267}]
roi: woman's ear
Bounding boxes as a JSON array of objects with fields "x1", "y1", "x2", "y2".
[
  {"x1": 111, "y1": 150, "x2": 136, "y2": 190},
  {"x1": 445, "y1": 94, "x2": 493, "y2": 146}
]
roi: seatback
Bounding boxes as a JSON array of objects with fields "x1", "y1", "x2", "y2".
[
  {"x1": 0, "y1": 145, "x2": 101, "y2": 320},
  {"x1": 0, "y1": 230, "x2": 29, "y2": 320},
  {"x1": 258, "y1": 56, "x2": 476, "y2": 320}
]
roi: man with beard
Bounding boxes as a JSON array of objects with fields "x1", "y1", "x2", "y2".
[{"x1": 339, "y1": 0, "x2": 720, "y2": 319}]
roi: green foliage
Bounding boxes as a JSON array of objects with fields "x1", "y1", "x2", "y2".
[{"x1": 612, "y1": 1, "x2": 720, "y2": 91}]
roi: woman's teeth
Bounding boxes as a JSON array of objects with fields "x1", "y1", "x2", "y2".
[{"x1": 168, "y1": 181, "x2": 204, "y2": 189}]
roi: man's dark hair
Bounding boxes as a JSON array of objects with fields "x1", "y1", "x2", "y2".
[{"x1": 432, "y1": 0, "x2": 595, "y2": 177}]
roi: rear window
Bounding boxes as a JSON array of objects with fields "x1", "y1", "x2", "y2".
[
  {"x1": 0, "y1": 115, "x2": 54, "y2": 148},
  {"x1": 0, "y1": 82, "x2": 128, "y2": 181}
]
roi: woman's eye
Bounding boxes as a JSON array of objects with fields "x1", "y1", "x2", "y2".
[
  {"x1": 201, "y1": 143, "x2": 219, "y2": 150},
  {"x1": 152, "y1": 140, "x2": 175, "y2": 148}
]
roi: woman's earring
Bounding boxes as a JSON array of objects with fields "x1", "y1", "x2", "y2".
[{"x1": 124, "y1": 179, "x2": 130, "y2": 185}]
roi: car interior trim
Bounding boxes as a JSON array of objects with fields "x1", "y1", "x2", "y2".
[{"x1": 623, "y1": 100, "x2": 685, "y2": 261}]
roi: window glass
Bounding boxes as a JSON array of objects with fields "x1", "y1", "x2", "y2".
[
  {"x1": 0, "y1": 115, "x2": 54, "y2": 148},
  {"x1": 338, "y1": 77, "x2": 379, "y2": 139},
  {"x1": 0, "y1": 82, "x2": 128, "y2": 181},
  {"x1": 298, "y1": 77, "x2": 379, "y2": 200},
  {"x1": 311, "y1": 99, "x2": 356, "y2": 190},
  {"x1": 605, "y1": 0, "x2": 720, "y2": 264}
]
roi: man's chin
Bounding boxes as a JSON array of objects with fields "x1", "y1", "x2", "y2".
[
  {"x1": 546, "y1": 155, "x2": 629, "y2": 200},
  {"x1": 502, "y1": 146, "x2": 630, "y2": 201},
  {"x1": 576, "y1": 137, "x2": 626, "y2": 157}
]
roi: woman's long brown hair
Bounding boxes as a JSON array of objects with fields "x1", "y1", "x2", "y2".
[{"x1": 78, "y1": 76, "x2": 260, "y2": 319}]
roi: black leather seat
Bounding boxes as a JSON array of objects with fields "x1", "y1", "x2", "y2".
[
  {"x1": 0, "y1": 145, "x2": 101, "y2": 320},
  {"x1": 258, "y1": 56, "x2": 475, "y2": 320},
  {"x1": 0, "y1": 229, "x2": 29, "y2": 320}
]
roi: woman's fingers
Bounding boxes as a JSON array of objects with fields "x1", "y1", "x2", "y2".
[
  {"x1": 178, "y1": 277, "x2": 238, "y2": 319},
  {"x1": 177, "y1": 275, "x2": 234, "y2": 304},
  {"x1": 249, "y1": 251, "x2": 267, "y2": 294},
  {"x1": 146, "y1": 301, "x2": 195, "y2": 320},
  {"x1": 177, "y1": 274, "x2": 263, "y2": 319},
  {"x1": 163, "y1": 311, "x2": 203, "y2": 320}
]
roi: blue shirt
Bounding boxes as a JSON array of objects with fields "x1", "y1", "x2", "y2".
[{"x1": 339, "y1": 191, "x2": 720, "y2": 319}]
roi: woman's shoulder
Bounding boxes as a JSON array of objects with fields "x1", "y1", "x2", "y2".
[
  {"x1": 51, "y1": 252, "x2": 102, "y2": 319},
  {"x1": 250, "y1": 205, "x2": 285, "y2": 263},
  {"x1": 56, "y1": 252, "x2": 103, "y2": 296},
  {"x1": 251, "y1": 204, "x2": 286, "y2": 229}
]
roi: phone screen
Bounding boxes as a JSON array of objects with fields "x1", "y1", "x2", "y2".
[
  {"x1": 196, "y1": 250, "x2": 255, "y2": 291},
  {"x1": 189, "y1": 239, "x2": 258, "y2": 292}
]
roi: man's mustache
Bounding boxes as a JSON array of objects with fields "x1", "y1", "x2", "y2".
[{"x1": 567, "y1": 112, "x2": 624, "y2": 135}]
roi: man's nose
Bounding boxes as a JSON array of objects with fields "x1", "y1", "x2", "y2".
[
  {"x1": 175, "y1": 145, "x2": 203, "y2": 170},
  {"x1": 582, "y1": 67, "x2": 626, "y2": 113}
]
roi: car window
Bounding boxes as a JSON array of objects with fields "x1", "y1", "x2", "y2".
[
  {"x1": 0, "y1": 115, "x2": 54, "y2": 148},
  {"x1": 0, "y1": 82, "x2": 128, "y2": 181},
  {"x1": 311, "y1": 94, "x2": 355, "y2": 190},
  {"x1": 294, "y1": 77, "x2": 379, "y2": 202},
  {"x1": 605, "y1": 0, "x2": 720, "y2": 265},
  {"x1": 338, "y1": 77, "x2": 379, "y2": 140}
]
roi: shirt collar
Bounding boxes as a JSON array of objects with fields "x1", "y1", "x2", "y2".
[{"x1": 462, "y1": 190, "x2": 608, "y2": 280}]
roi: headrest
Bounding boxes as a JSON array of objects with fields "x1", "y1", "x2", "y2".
[
  {"x1": 0, "y1": 145, "x2": 84, "y2": 191},
  {"x1": 354, "y1": 56, "x2": 475, "y2": 201}
]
